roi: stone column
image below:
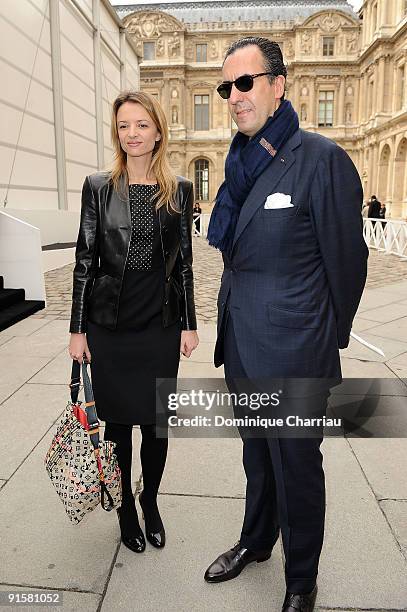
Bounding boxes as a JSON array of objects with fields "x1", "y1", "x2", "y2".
[
  {"x1": 338, "y1": 77, "x2": 345, "y2": 126},
  {"x1": 309, "y1": 76, "x2": 316, "y2": 126},
  {"x1": 293, "y1": 74, "x2": 300, "y2": 110},
  {"x1": 377, "y1": 56, "x2": 386, "y2": 113}
]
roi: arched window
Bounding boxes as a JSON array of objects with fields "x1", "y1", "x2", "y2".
[{"x1": 194, "y1": 159, "x2": 209, "y2": 201}]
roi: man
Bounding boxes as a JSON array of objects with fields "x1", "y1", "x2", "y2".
[
  {"x1": 205, "y1": 38, "x2": 368, "y2": 612},
  {"x1": 368, "y1": 194, "x2": 381, "y2": 220},
  {"x1": 368, "y1": 194, "x2": 381, "y2": 230}
]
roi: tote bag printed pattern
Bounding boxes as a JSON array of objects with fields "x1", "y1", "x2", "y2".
[{"x1": 44, "y1": 362, "x2": 122, "y2": 524}]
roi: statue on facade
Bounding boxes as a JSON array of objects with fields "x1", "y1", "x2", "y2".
[
  {"x1": 301, "y1": 32, "x2": 312, "y2": 54},
  {"x1": 168, "y1": 32, "x2": 180, "y2": 57}
]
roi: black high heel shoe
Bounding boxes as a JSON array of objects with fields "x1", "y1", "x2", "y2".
[
  {"x1": 139, "y1": 492, "x2": 166, "y2": 549},
  {"x1": 117, "y1": 506, "x2": 146, "y2": 553}
]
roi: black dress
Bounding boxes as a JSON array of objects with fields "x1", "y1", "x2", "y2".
[{"x1": 87, "y1": 184, "x2": 182, "y2": 425}]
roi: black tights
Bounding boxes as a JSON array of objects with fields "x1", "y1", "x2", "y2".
[{"x1": 104, "y1": 422, "x2": 168, "y2": 528}]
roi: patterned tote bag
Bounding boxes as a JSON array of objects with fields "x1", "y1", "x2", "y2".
[{"x1": 44, "y1": 359, "x2": 122, "y2": 524}]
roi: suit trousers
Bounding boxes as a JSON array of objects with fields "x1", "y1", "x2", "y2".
[{"x1": 223, "y1": 310, "x2": 327, "y2": 594}]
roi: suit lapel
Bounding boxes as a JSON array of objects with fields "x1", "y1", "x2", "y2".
[{"x1": 231, "y1": 129, "x2": 302, "y2": 251}]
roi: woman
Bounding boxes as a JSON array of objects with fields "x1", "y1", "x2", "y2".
[{"x1": 68, "y1": 91, "x2": 199, "y2": 554}]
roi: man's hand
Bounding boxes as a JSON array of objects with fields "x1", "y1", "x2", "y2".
[{"x1": 180, "y1": 330, "x2": 199, "y2": 358}]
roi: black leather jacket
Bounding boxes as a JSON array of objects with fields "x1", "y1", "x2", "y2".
[{"x1": 69, "y1": 172, "x2": 197, "y2": 333}]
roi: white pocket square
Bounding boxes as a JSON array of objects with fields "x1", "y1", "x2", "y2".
[{"x1": 264, "y1": 193, "x2": 293, "y2": 209}]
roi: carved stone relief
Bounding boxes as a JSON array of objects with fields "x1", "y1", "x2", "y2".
[
  {"x1": 210, "y1": 41, "x2": 218, "y2": 60},
  {"x1": 168, "y1": 32, "x2": 181, "y2": 58},
  {"x1": 285, "y1": 39, "x2": 295, "y2": 59},
  {"x1": 125, "y1": 12, "x2": 183, "y2": 38},
  {"x1": 346, "y1": 33, "x2": 358, "y2": 54},
  {"x1": 320, "y1": 13, "x2": 341, "y2": 32},
  {"x1": 156, "y1": 38, "x2": 165, "y2": 57},
  {"x1": 301, "y1": 32, "x2": 312, "y2": 55}
]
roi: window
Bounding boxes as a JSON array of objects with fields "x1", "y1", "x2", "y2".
[
  {"x1": 318, "y1": 91, "x2": 334, "y2": 126},
  {"x1": 195, "y1": 159, "x2": 209, "y2": 201},
  {"x1": 194, "y1": 94, "x2": 209, "y2": 130},
  {"x1": 397, "y1": 64, "x2": 405, "y2": 110},
  {"x1": 323, "y1": 37, "x2": 335, "y2": 57},
  {"x1": 143, "y1": 42, "x2": 155, "y2": 60},
  {"x1": 196, "y1": 44, "x2": 207, "y2": 62}
]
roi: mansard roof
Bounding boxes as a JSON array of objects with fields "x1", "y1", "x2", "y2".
[{"x1": 115, "y1": 1, "x2": 358, "y2": 25}]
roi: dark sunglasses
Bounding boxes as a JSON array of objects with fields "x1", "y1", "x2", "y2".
[{"x1": 217, "y1": 72, "x2": 275, "y2": 99}]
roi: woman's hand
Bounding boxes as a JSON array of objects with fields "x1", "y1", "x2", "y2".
[
  {"x1": 180, "y1": 330, "x2": 199, "y2": 358},
  {"x1": 69, "y1": 333, "x2": 91, "y2": 363}
]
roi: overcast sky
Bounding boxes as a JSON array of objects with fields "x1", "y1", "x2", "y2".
[{"x1": 110, "y1": 0, "x2": 363, "y2": 9}]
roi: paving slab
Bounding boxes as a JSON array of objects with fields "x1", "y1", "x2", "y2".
[
  {"x1": 0, "y1": 587, "x2": 100, "y2": 612},
  {"x1": 367, "y1": 317, "x2": 407, "y2": 343},
  {"x1": 380, "y1": 500, "x2": 407, "y2": 559},
  {"x1": 181, "y1": 341, "x2": 214, "y2": 364},
  {"x1": 340, "y1": 357, "x2": 398, "y2": 378},
  {"x1": 29, "y1": 349, "x2": 72, "y2": 385},
  {"x1": 357, "y1": 289, "x2": 405, "y2": 312},
  {"x1": 196, "y1": 321, "x2": 217, "y2": 343},
  {"x1": 351, "y1": 316, "x2": 385, "y2": 332},
  {"x1": 360, "y1": 303, "x2": 407, "y2": 323},
  {"x1": 340, "y1": 333, "x2": 407, "y2": 362},
  {"x1": 0, "y1": 435, "x2": 119, "y2": 594},
  {"x1": 160, "y1": 437, "x2": 245, "y2": 498},
  {"x1": 318, "y1": 438, "x2": 407, "y2": 610},
  {"x1": 0, "y1": 480, "x2": 6, "y2": 491},
  {"x1": 0, "y1": 383, "x2": 68, "y2": 480},
  {"x1": 0, "y1": 332, "x2": 68, "y2": 360},
  {"x1": 0, "y1": 317, "x2": 54, "y2": 339},
  {"x1": 0, "y1": 354, "x2": 50, "y2": 404},
  {"x1": 372, "y1": 280, "x2": 407, "y2": 295},
  {"x1": 179, "y1": 361, "x2": 224, "y2": 378},
  {"x1": 102, "y1": 495, "x2": 285, "y2": 612},
  {"x1": 347, "y1": 438, "x2": 407, "y2": 500}
]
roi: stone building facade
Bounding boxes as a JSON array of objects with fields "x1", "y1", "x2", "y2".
[{"x1": 115, "y1": 0, "x2": 407, "y2": 219}]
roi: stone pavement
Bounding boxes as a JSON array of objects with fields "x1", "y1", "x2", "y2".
[
  {"x1": 0, "y1": 247, "x2": 407, "y2": 611},
  {"x1": 35, "y1": 239, "x2": 407, "y2": 323}
]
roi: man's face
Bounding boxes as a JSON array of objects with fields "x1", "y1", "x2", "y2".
[{"x1": 222, "y1": 45, "x2": 285, "y2": 138}]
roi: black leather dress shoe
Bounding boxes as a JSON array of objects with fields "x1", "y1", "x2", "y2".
[
  {"x1": 204, "y1": 542, "x2": 271, "y2": 583},
  {"x1": 139, "y1": 492, "x2": 166, "y2": 549},
  {"x1": 282, "y1": 585, "x2": 318, "y2": 612},
  {"x1": 117, "y1": 507, "x2": 146, "y2": 553}
]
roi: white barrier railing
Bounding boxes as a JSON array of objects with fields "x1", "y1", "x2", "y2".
[
  {"x1": 0, "y1": 210, "x2": 46, "y2": 301},
  {"x1": 192, "y1": 213, "x2": 211, "y2": 238},
  {"x1": 363, "y1": 218, "x2": 407, "y2": 259},
  {"x1": 194, "y1": 214, "x2": 407, "y2": 260}
]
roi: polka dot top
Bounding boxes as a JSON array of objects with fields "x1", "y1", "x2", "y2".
[
  {"x1": 126, "y1": 183, "x2": 160, "y2": 271},
  {"x1": 117, "y1": 183, "x2": 165, "y2": 330}
]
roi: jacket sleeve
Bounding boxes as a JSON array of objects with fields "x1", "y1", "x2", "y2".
[
  {"x1": 178, "y1": 181, "x2": 197, "y2": 330},
  {"x1": 69, "y1": 176, "x2": 99, "y2": 334},
  {"x1": 310, "y1": 143, "x2": 368, "y2": 349}
]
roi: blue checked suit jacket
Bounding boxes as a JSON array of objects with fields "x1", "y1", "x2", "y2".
[{"x1": 214, "y1": 128, "x2": 368, "y2": 380}]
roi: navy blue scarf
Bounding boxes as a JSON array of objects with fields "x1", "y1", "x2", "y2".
[{"x1": 207, "y1": 100, "x2": 299, "y2": 254}]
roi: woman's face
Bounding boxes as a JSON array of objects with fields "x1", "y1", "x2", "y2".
[{"x1": 116, "y1": 102, "x2": 161, "y2": 160}]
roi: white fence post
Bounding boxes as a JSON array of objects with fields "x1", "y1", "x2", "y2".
[{"x1": 363, "y1": 218, "x2": 407, "y2": 259}]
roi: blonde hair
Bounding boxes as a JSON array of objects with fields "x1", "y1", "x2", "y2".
[{"x1": 109, "y1": 91, "x2": 178, "y2": 211}]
